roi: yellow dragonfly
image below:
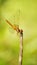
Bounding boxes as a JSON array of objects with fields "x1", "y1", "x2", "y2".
[
  {"x1": 5, "y1": 19, "x2": 23, "y2": 34},
  {"x1": 5, "y1": 10, "x2": 23, "y2": 34}
]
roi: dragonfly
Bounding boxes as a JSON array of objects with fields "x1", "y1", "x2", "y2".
[{"x1": 5, "y1": 9, "x2": 23, "y2": 34}]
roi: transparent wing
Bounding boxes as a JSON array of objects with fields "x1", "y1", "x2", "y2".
[
  {"x1": 8, "y1": 9, "x2": 20, "y2": 33},
  {"x1": 14, "y1": 9, "x2": 20, "y2": 25},
  {"x1": 8, "y1": 24, "x2": 19, "y2": 34},
  {"x1": 8, "y1": 26, "x2": 15, "y2": 33}
]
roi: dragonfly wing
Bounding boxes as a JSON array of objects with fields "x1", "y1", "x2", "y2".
[{"x1": 8, "y1": 27, "x2": 15, "y2": 33}]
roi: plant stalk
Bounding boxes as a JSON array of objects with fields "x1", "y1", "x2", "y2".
[{"x1": 19, "y1": 30, "x2": 23, "y2": 65}]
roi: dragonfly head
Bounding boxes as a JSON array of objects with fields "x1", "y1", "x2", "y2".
[{"x1": 20, "y1": 29, "x2": 23, "y2": 35}]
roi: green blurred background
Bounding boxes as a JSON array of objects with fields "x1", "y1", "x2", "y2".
[{"x1": 0, "y1": 0, "x2": 37, "y2": 65}]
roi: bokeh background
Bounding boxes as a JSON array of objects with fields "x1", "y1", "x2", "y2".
[{"x1": 0, "y1": 0, "x2": 37, "y2": 65}]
